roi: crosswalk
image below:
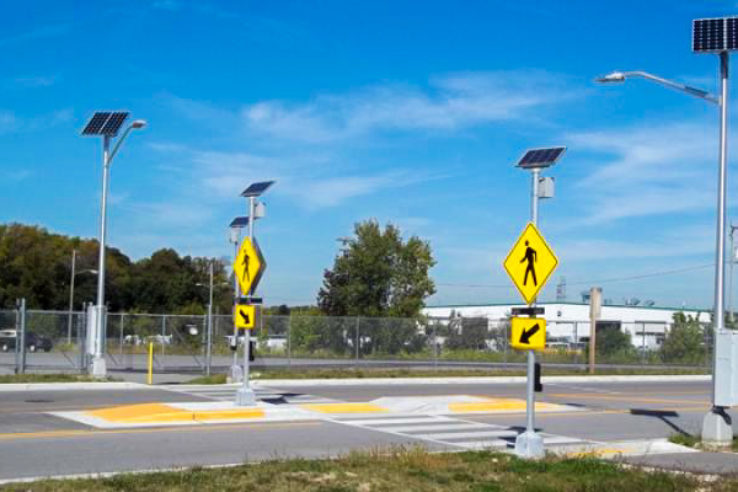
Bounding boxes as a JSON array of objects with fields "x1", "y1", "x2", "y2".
[
  {"x1": 167, "y1": 385, "x2": 337, "y2": 405},
  {"x1": 332, "y1": 414, "x2": 590, "y2": 450}
]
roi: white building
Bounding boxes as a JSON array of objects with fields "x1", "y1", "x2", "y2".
[{"x1": 422, "y1": 302, "x2": 711, "y2": 350}]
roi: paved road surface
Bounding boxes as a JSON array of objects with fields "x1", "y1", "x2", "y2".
[{"x1": 0, "y1": 379, "x2": 730, "y2": 482}]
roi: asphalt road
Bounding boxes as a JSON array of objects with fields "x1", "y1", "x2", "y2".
[{"x1": 0, "y1": 379, "x2": 729, "y2": 482}]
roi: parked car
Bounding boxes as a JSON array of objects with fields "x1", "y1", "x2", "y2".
[{"x1": 0, "y1": 330, "x2": 53, "y2": 353}]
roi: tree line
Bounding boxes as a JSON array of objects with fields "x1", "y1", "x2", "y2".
[{"x1": 0, "y1": 223, "x2": 233, "y2": 314}]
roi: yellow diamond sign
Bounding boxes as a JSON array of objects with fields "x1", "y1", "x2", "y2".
[
  {"x1": 233, "y1": 237, "x2": 266, "y2": 295},
  {"x1": 503, "y1": 222, "x2": 558, "y2": 304}
]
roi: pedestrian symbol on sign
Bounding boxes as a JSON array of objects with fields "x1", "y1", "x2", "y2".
[{"x1": 521, "y1": 240, "x2": 537, "y2": 286}]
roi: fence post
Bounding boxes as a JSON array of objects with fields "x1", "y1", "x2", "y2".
[
  {"x1": 79, "y1": 303, "x2": 87, "y2": 374},
  {"x1": 433, "y1": 319, "x2": 438, "y2": 370},
  {"x1": 205, "y1": 313, "x2": 211, "y2": 377},
  {"x1": 355, "y1": 316, "x2": 360, "y2": 368},
  {"x1": 161, "y1": 315, "x2": 166, "y2": 372},
  {"x1": 287, "y1": 315, "x2": 292, "y2": 369},
  {"x1": 504, "y1": 319, "x2": 509, "y2": 366},
  {"x1": 119, "y1": 313, "x2": 125, "y2": 355},
  {"x1": 17, "y1": 299, "x2": 26, "y2": 375}
]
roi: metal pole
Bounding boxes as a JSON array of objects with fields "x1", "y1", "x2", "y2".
[
  {"x1": 206, "y1": 261, "x2": 213, "y2": 376},
  {"x1": 526, "y1": 168, "x2": 539, "y2": 433},
  {"x1": 703, "y1": 50, "x2": 733, "y2": 445},
  {"x1": 231, "y1": 236, "x2": 241, "y2": 380},
  {"x1": 236, "y1": 197, "x2": 256, "y2": 405},
  {"x1": 515, "y1": 167, "x2": 544, "y2": 458},
  {"x1": 67, "y1": 249, "x2": 76, "y2": 345},
  {"x1": 19, "y1": 299, "x2": 26, "y2": 375},
  {"x1": 91, "y1": 136, "x2": 110, "y2": 377},
  {"x1": 355, "y1": 316, "x2": 360, "y2": 367},
  {"x1": 712, "y1": 51, "x2": 729, "y2": 398}
]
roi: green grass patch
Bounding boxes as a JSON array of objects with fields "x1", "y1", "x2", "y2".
[
  {"x1": 0, "y1": 374, "x2": 118, "y2": 384},
  {"x1": 668, "y1": 433, "x2": 701, "y2": 448},
  {"x1": 0, "y1": 448, "x2": 714, "y2": 491}
]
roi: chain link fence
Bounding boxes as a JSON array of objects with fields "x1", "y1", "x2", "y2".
[{"x1": 0, "y1": 304, "x2": 714, "y2": 375}]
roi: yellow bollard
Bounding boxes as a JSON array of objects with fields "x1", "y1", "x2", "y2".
[{"x1": 147, "y1": 341, "x2": 154, "y2": 385}]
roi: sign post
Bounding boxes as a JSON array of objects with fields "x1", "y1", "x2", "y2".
[
  {"x1": 504, "y1": 147, "x2": 564, "y2": 458},
  {"x1": 233, "y1": 181, "x2": 273, "y2": 406}
]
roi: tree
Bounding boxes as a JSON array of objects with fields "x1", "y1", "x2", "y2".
[
  {"x1": 661, "y1": 312, "x2": 704, "y2": 363},
  {"x1": 595, "y1": 326, "x2": 632, "y2": 356},
  {"x1": 445, "y1": 317, "x2": 488, "y2": 350},
  {"x1": 317, "y1": 220, "x2": 436, "y2": 318}
]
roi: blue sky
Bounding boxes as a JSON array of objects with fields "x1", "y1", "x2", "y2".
[{"x1": 1, "y1": 1, "x2": 737, "y2": 309}]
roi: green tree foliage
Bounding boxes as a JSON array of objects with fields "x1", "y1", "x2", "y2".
[
  {"x1": 595, "y1": 326, "x2": 632, "y2": 356},
  {"x1": 445, "y1": 317, "x2": 489, "y2": 350},
  {"x1": 661, "y1": 312, "x2": 704, "y2": 363},
  {"x1": 0, "y1": 223, "x2": 232, "y2": 313},
  {"x1": 317, "y1": 220, "x2": 436, "y2": 318}
]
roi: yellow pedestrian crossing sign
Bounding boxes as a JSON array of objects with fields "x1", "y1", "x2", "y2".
[
  {"x1": 503, "y1": 222, "x2": 558, "y2": 304},
  {"x1": 233, "y1": 237, "x2": 266, "y2": 295},
  {"x1": 510, "y1": 317, "x2": 546, "y2": 351},
  {"x1": 234, "y1": 304, "x2": 259, "y2": 330}
]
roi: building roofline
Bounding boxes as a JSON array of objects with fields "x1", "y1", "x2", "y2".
[{"x1": 424, "y1": 301, "x2": 708, "y2": 313}]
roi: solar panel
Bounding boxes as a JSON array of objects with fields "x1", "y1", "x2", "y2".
[
  {"x1": 100, "y1": 112, "x2": 129, "y2": 136},
  {"x1": 693, "y1": 17, "x2": 738, "y2": 53},
  {"x1": 82, "y1": 112, "x2": 111, "y2": 135},
  {"x1": 230, "y1": 216, "x2": 249, "y2": 228},
  {"x1": 81, "y1": 111, "x2": 130, "y2": 136},
  {"x1": 241, "y1": 181, "x2": 275, "y2": 197},
  {"x1": 516, "y1": 147, "x2": 566, "y2": 169}
]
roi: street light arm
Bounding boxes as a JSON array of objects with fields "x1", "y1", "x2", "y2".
[
  {"x1": 598, "y1": 70, "x2": 719, "y2": 104},
  {"x1": 108, "y1": 120, "x2": 147, "y2": 164}
]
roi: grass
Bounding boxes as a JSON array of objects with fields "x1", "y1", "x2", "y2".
[
  {"x1": 0, "y1": 373, "x2": 118, "y2": 384},
  {"x1": 0, "y1": 448, "x2": 717, "y2": 491},
  {"x1": 185, "y1": 366, "x2": 709, "y2": 384},
  {"x1": 669, "y1": 432, "x2": 738, "y2": 452}
]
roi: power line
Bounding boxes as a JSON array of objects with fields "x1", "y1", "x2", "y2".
[{"x1": 436, "y1": 263, "x2": 714, "y2": 289}]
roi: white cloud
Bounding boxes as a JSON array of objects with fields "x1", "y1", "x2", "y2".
[
  {"x1": 567, "y1": 121, "x2": 721, "y2": 224},
  {"x1": 242, "y1": 70, "x2": 576, "y2": 143}
]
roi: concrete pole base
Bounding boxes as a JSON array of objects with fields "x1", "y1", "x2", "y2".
[
  {"x1": 235, "y1": 386, "x2": 257, "y2": 406},
  {"x1": 701, "y1": 407, "x2": 733, "y2": 447},
  {"x1": 90, "y1": 357, "x2": 107, "y2": 379},
  {"x1": 514, "y1": 430, "x2": 544, "y2": 459}
]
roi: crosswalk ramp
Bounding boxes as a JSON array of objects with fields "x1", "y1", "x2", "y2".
[
  {"x1": 167, "y1": 384, "x2": 337, "y2": 405},
  {"x1": 332, "y1": 414, "x2": 590, "y2": 450}
]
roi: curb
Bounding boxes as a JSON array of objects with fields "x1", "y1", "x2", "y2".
[{"x1": 0, "y1": 382, "x2": 151, "y2": 392}]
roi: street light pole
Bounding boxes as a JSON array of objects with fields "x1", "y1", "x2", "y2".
[
  {"x1": 596, "y1": 26, "x2": 734, "y2": 443},
  {"x1": 82, "y1": 113, "x2": 146, "y2": 378},
  {"x1": 91, "y1": 135, "x2": 111, "y2": 377}
]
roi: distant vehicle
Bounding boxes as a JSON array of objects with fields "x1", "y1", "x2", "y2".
[
  {"x1": 144, "y1": 335, "x2": 172, "y2": 345},
  {"x1": 0, "y1": 330, "x2": 53, "y2": 353}
]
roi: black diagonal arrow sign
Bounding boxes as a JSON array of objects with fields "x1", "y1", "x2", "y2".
[
  {"x1": 240, "y1": 311, "x2": 250, "y2": 325},
  {"x1": 519, "y1": 323, "x2": 540, "y2": 345}
]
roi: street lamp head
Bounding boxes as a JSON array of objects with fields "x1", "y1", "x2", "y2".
[
  {"x1": 596, "y1": 72, "x2": 626, "y2": 83},
  {"x1": 131, "y1": 119, "x2": 147, "y2": 129}
]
